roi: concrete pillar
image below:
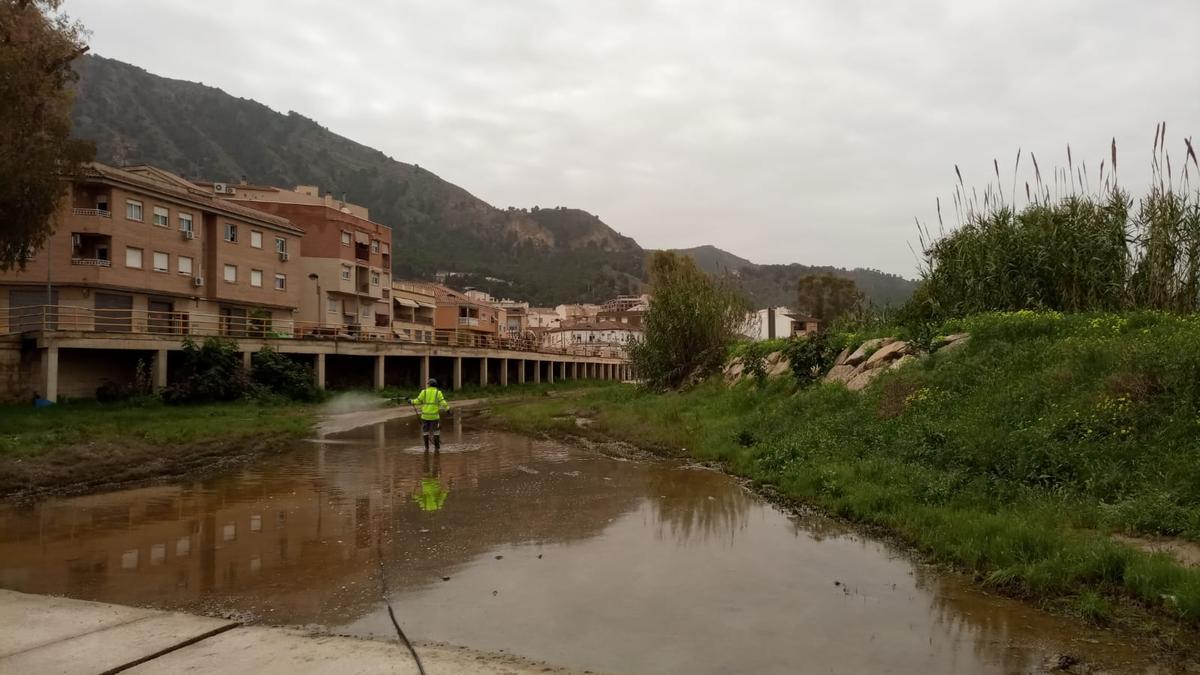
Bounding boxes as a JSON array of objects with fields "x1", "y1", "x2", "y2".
[
  {"x1": 518, "y1": 359, "x2": 526, "y2": 384},
  {"x1": 534, "y1": 359, "x2": 542, "y2": 384},
  {"x1": 374, "y1": 355, "x2": 386, "y2": 390},
  {"x1": 315, "y1": 353, "x2": 326, "y2": 390},
  {"x1": 41, "y1": 346, "x2": 59, "y2": 403},
  {"x1": 420, "y1": 355, "x2": 430, "y2": 386},
  {"x1": 242, "y1": 351, "x2": 252, "y2": 371},
  {"x1": 559, "y1": 361, "x2": 566, "y2": 381},
  {"x1": 480, "y1": 357, "x2": 489, "y2": 387},
  {"x1": 500, "y1": 358, "x2": 509, "y2": 387},
  {"x1": 453, "y1": 357, "x2": 463, "y2": 391},
  {"x1": 153, "y1": 349, "x2": 169, "y2": 391},
  {"x1": 547, "y1": 360, "x2": 554, "y2": 384}
]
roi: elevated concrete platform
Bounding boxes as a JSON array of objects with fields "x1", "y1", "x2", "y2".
[{"x1": 5, "y1": 331, "x2": 632, "y2": 402}]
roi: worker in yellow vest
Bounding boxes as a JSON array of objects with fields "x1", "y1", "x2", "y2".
[{"x1": 410, "y1": 378, "x2": 450, "y2": 451}]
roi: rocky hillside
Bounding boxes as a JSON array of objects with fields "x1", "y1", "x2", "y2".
[{"x1": 70, "y1": 55, "x2": 643, "y2": 304}]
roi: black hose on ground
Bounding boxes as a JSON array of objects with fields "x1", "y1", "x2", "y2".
[{"x1": 376, "y1": 526, "x2": 428, "y2": 675}]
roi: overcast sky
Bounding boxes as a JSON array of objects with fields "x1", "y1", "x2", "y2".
[{"x1": 68, "y1": 0, "x2": 1198, "y2": 277}]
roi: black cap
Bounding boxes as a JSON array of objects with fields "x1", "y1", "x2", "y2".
[{"x1": 427, "y1": 378, "x2": 437, "y2": 387}]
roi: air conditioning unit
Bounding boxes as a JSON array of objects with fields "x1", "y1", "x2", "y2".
[
  {"x1": 212, "y1": 183, "x2": 236, "y2": 195},
  {"x1": 192, "y1": 276, "x2": 205, "y2": 288},
  {"x1": 278, "y1": 251, "x2": 289, "y2": 261},
  {"x1": 182, "y1": 229, "x2": 195, "y2": 240}
]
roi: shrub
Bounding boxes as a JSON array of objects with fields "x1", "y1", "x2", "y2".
[
  {"x1": 251, "y1": 347, "x2": 323, "y2": 402},
  {"x1": 781, "y1": 332, "x2": 844, "y2": 386},
  {"x1": 161, "y1": 337, "x2": 251, "y2": 404}
]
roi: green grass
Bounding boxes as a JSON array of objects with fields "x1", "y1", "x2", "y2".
[
  {"x1": 0, "y1": 398, "x2": 316, "y2": 457},
  {"x1": 491, "y1": 311, "x2": 1200, "y2": 635}
]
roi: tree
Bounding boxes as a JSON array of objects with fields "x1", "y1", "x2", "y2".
[
  {"x1": 629, "y1": 251, "x2": 748, "y2": 390},
  {"x1": 0, "y1": 0, "x2": 93, "y2": 270},
  {"x1": 795, "y1": 273, "x2": 864, "y2": 326}
]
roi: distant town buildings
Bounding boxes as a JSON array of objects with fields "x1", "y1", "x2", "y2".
[{"x1": 742, "y1": 307, "x2": 819, "y2": 341}]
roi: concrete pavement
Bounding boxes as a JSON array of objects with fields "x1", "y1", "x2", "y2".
[{"x1": 0, "y1": 590, "x2": 593, "y2": 674}]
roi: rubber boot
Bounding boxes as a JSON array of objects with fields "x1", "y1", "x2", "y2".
[
  {"x1": 433, "y1": 434, "x2": 441, "y2": 452},
  {"x1": 422, "y1": 434, "x2": 430, "y2": 451}
]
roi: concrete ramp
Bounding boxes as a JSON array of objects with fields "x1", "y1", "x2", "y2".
[
  {"x1": 0, "y1": 590, "x2": 595, "y2": 674},
  {"x1": 0, "y1": 590, "x2": 236, "y2": 674}
]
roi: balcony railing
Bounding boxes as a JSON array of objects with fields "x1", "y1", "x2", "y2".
[
  {"x1": 70, "y1": 257, "x2": 112, "y2": 267},
  {"x1": 0, "y1": 305, "x2": 628, "y2": 359},
  {"x1": 72, "y1": 208, "x2": 112, "y2": 218},
  {"x1": 457, "y1": 316, "x2": 479, "y2": 327}
]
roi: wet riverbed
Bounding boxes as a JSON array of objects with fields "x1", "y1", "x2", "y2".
[{"x1": 0, "y1": 416, "x2": 1181, "y2": 674}]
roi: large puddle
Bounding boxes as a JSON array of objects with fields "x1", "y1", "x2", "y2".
[{"x1": 0, "y1": 416, "x2": 1180, "y2": 674}]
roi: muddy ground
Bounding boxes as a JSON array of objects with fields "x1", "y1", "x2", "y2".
[{"x1": 0, "y1": 432, "x2": 300, "y2": 502}]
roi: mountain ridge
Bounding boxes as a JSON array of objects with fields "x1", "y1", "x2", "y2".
[{"x1": 69, "y1": 54, "x2": 916, "y2": 307}]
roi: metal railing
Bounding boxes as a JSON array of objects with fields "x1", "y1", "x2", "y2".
[
  {"x1": 457, "y1": 316, "x2": 479, "y2": 327},
  {"x1": 0, "y1": 305, "x2": 627, "y2": 358},
  {"x1": 71, "y1": 208, "x2": 112, "y2": 218},
  {"x1": 70, "y1": 257, "x2": 112, "y2": 267}
]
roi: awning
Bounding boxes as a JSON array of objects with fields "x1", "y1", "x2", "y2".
[
  {"x1": 416, "y1": 300, "x2": 435, "y2": 309},
  {"x1": 394, "y1": 297, "x2": 419, "y2": 308},
  {"x1": 355, "y1": 231, "x2": 370, "y2": 244}
]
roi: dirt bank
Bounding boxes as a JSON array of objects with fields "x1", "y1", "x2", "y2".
[{"x1": 0, "y1": 431, "x2": 300, "y2": 502}]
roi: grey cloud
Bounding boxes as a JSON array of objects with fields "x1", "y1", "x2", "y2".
[{"x1": 69, "y1": 0, "x2": 1200, "y2": 276}]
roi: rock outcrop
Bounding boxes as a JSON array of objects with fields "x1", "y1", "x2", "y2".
[
  {"x1": 822, "y1": 332, "x2": 968, "y2": 391},
  {"x1": 724, "y1": 333, "x2": 968, "y2": 391}
]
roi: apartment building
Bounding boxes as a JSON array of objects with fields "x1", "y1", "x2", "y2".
[
  {"x1": 209, "y1": 183, "x2": 393, "y2": 337},
  {"x1": 431, "y1": 285, "x2": 501, "y2": 342},
  {"x1": 391, "y1": 281, "x2": 436, "y2": 342},
  {"x1": 0, "y1": 163, "x2": 303, "y2": 338},
  {"x1": 496, "y1": 300, "x2": 529, "y2": 336},
  {"x1": 542, "y1": 320, "x2": 641, "y2": 348}
]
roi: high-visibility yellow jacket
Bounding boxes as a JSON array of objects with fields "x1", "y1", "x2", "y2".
[
  {"x1": 414, "y1": 477, "x2": 449, "y2": 512},
  {"x1": 411, "y1": 387, "x2": 448, "y2": 420}
]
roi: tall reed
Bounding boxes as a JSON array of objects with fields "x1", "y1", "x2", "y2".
[{"x1": 909, "y1": 126, "x2": 1200, "y2": 320}]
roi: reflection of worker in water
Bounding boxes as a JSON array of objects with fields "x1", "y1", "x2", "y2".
[
  {"x1": 413, "y1": 449, "x2": 449, "y2": 511},
  {"x1": 410, "y1": 378, "x2": 450, "y2": 451}
]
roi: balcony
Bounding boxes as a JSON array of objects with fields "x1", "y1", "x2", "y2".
[
  {"x1": 71, "y1": 208, "x2": 112, "y2": 218},
  {"x1": 457, "y1": 316, "x2": 479, "y2": 327},
  {"x1": 70, "y1": 257, "x2": 112, "y2": 267}
]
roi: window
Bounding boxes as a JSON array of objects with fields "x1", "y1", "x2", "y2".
[
  {"x1": 125, "y1": 246, "x2": 143, "y2": 268},
  {"x1": 126, "y1": 200, "x2": 143, "y2": 222},
  {"x1": 371, "y1": 239, "x2": 380, "y2": 253},
  {"x1": 327, "y1": 296, "x2": 340, "y2": 314},
  {"x1": 178, "y1": 256, "x2": 193, "y2": 275},
  {"x1": 341, "y1": 265, "x2": 351, "y2": 281},
  {"x1": 370, "y1": 271, "x2": 380, "y2": 286},
  {"x1": 340, "y1": 231, "x2": 351, "y2": 246},
  {"x1": 179, "y1": 213, "x2": 193, "y2": 233},
  {"x1": 153, "y1": 251, "x2": 169, "y2": 272},
  {"x1": 274, "y1": 273, "x2": 286, "y2": 290},
  {"x1": 250, "y1": 269, "x2": 263, "y2": 287},
  {"x1": 361, "y1": 304, "x2": 372, "y2": 318},
  {"x1": 224, "y1": 264, "x2": 237, "y2": 283},
  {"x1": 224, "y1": 223, "x2": 238, "y2": 243},
  {"x1": 250, "y1": 230, "x2": 263, "y2": 248},
  {"x1": 153, "y1": 206, "x2": 169, "y2": 227},
  {"x1": 275, "y1": 237, "x2": 287, "y2": 254}
]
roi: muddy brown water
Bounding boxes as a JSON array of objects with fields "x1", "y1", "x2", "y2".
[{"x1": 0, "y1": 416, "x2": 1183, "y2": 674}]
